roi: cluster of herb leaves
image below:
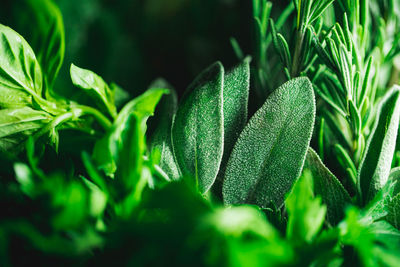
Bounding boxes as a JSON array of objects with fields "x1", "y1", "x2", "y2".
[{"x1": 1, "y1": 0, "x2": 400, "y2": 266}]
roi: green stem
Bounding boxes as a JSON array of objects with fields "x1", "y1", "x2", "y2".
[
  {"x1": 75, "y1": 105, "x2": 113, "y2": 130},
  {"x1": 291, "y1": 29, "x2": 305, "y2": 77}
]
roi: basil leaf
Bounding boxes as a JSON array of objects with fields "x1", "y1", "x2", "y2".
[
  {"x1": 149, "y1": 80, "x2": 180, "y2": 181},
  {"x1": 286, "y1": 170, "x2": 327, "y2": 244},
  {"x1": 219, "y1": 58, "x2": 250, "y2": 176},
  {"x1": 0, "y1": 24, "x2": 43, "y2": 108},
  {"x1": 93, "y1": 88, "x2": 167, "y2": 176},
  {"x1": 172, "y1": 62, "x2": 224, "y2": 193},
  {"x1": 0, "y1": 107, "x2": 52, "y2": 151},
  {"x1": 21, "y1": 0, "x2": 65, "y2": 92},
  {"x1": 358, "y1": 87, "x2": 400, "y2": 204},
  {"x1": 223, "y1": 77, "x2": 315, "y2": 207},
  {"x1": 304, "y1": 148, "x2": 351, "y2": 225},
  {"x1": 70, "y1": 64, "x2": 116, "y2": 118}
]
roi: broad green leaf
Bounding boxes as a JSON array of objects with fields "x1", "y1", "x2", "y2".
[
  {"x1": 304, "y1": 148, "x2": 351, "y2": 225},
  {"x1": 223, "y1": 77, "x2": 315, "y2": 207},
  {"x1": 20, "y1": 0, "x2": 65, "y2": 92},
  {"x1": 389, "y1": 167, "x2": 400, "y2": 196},
  {"x1": 93, "y1": 88, "x2": 167, "y2": 176},
  {"x1": 70, "y1": 64, "x2": 116, "y2": 118},
  {"x1": 149, "y1": 80, "x2": 180, "y2": 181},
  {"x1": 358, "y1": 87, "x2": 400, "y2": 204},
  {"x1": 286, "y1": 170, "x2": 327, "y2": 244},
  {"x1": 220, "y1": 59, "x2": 250, "y2": 176},
  {"x1": 172, "y1": 62, "x2": 224, "y2": 193},
  {"x1": 0, "y1": 24, "x2": 42, "y2": 108},
  {"x1": 0, "y1": 107, "x2": 52, "y2": 151},
  {"x1": 387, "y1": 194, "x2": 400, "y2": 229}
]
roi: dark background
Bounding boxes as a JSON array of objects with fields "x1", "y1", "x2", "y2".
[{"x1": 0, "y1": 0, "x2": 288, "y2": 98}]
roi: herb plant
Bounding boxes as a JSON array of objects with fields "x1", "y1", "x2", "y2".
[{"x1": 1, "y1": 0, "x2": 400, "y2": 266}]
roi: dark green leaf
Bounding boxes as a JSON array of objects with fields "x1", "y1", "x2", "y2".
[
  {"x1": 219, "y1": 59, "x2": 250, "y2": 176},
  {"x1": 223, "y1": 77, "x2": 315, "y2": 207},
  {"x1": 304, "y1": 148, "x2": 351, "y2": 225},
  {"x1": 172, "y1": 62, "x2": 224, "y2": 193},
  {"x1": 387, "y1": 194, "x2": 400, "y2": 229},
  {"x1": 70, "y1": 64, "x2": 116, "y2": 118},
  {"x1": 358, "y1": 87, "x2": 400, "y2": 204}
]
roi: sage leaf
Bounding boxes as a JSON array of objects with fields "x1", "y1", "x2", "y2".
[
  {"x1": 387, "y1": 194, "x2": 400, "y2": 229},
  {"x1": 149, "y1": 80, "x2": 180, "y2": 181},
  {"x1": 304, "y1": 148, "x2": 351, "y2": 225},
  {"x1": 223, "y1": 77, "x2": 315, "y2": 208},
  {"x1": 172, "y1": 62, "x2": 224, "y2": 194},
  {"x1": 358, "y1": 87, "x2": 400, "y2": 204},
  {"x1": 219, "y1": 58, "x2": 250, "y2": 176},
  {"x1": 70, "y1": 64, "x2": 116, "y2": 118}
]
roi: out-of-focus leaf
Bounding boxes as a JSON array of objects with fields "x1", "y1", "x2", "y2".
[{"x1": 286, "y1": 170, "x2": 327, "y2": 244}]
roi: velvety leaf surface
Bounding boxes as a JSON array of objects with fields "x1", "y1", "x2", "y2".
[
  {"x1": 387, "y1": 194, "x2": 400, "y2": 229},
  {"x1": 70, "y1": 64, "x2": 116, "y2": 118},
  {"x1": 223, "y1": 77, "x2": 315, "y2": 207},
  {"x1": 304, "y1": 148, "x2": 351, "y2": 225},
  {"x1": 149, "y1": 80, "x2": 180, "y2": 181},
  {"x1": 172, "y1": 62, "x2": 224, "y2": 193},
  {"x1": 219, "y1": 58, "x2": 250, "y2": 176},
  {"x1": 358, "y1": 87, "x2": 400, "y2": 204}
]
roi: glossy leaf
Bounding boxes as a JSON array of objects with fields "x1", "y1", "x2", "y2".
[
  {"x1": 70, "y1": 64, "x2": 116, "y2": 118},
  {"x1": 223, "y1": 77, "x2": 315, "y2": 207},
  {"x1": 92, "y1": 88, "x2": 167, "y2": 176},
  {"x1": 0, "y1": 24, "x2": 43, "y2": 108},
  {"x1": 358, "y1": 87, "x2": 400, "y2": 204},
  {"x1": 0, "y1": 107, "x2": 52, "y2": 151},
  {"x1": 304, "y1": 148, "x2": 351, "y2": 225},
  {"x1": 172, "y1": 62, "x2": 224, "y2": 194},
  {"x1": 21, "y1": 0, "x2": 65, "y2": 92}
]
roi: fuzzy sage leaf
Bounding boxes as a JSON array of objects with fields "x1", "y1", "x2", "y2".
[
  {"x1": 304, "y1": 148, "x2": 351, "y2": 225},
  {"x1": 358, "y1": 87, "x2": 400, "y2": 204},
  {"x1": 172, "y1": 62, "x2": 224, "y2": 194},
  {"x1": 223, "y1": 77, "x2": 315, "y2": 208}
]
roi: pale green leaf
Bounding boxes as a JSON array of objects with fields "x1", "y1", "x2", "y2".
[
  {"x1": 223, "y1": 77, "x2": 315, "y2": 207},
  {"x1": 172, "y1": 62, "x2": 224, "y2": 194}
]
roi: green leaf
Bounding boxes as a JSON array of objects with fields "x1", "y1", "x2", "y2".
[
  {"x1": 387, "y1": 194, "x2": 400, "y2": 229},
  {"x1": 304, "y1": 148, "x2": 351, "y2": 225},
  {"x1": 171, "y1": 62, "x2": 224, "y2": 194},
  {"x1": 150, "y1": 82, "x2": 180, "y2": 181},
  {"x1": 0, "y1": 24, "x2": 43, "y2": 108},
  {"x1": 21, "y1": 0, "x2": 65, "y2": 92},
  {"x1": 92, "y1": 88, "x2": 167, "y2": 176},
  {"x1": 0, "y1": 107, "x2": 52, "y2": 151},
  {"x1": 358, "y1": 87, "x2": 400, "y2": 204},
  {"x1": 220, "y1": 59, "x2": 250, "y2": 176},
  {"x1": 286, "y1": 170, "x2": 327, "y2": 244},
  {"x1": 223, "y1": 77, "x2": 315, "y2": 207},
  {"x1": 70, "y1": 64, "x2": 116, "y2": 118}
]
